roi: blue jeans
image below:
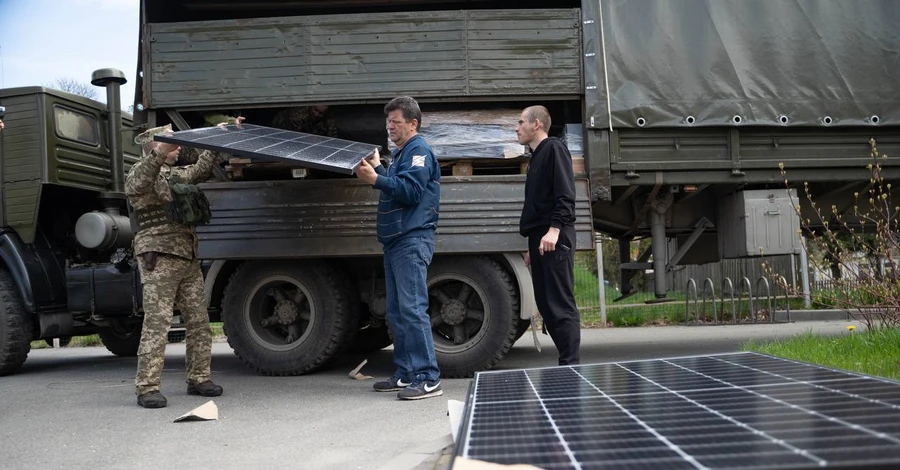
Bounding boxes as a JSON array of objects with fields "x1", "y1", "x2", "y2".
[{"x1": 384, "y1": 235, "x2": 440, "y2": 382}]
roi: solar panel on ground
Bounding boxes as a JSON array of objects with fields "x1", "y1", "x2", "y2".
[
  {"x1": 153, "y1": 124, "x2": 379, "y2": 175},
  {"x1": 454, "y1": 352, "x2": 900, "y2": 470}
]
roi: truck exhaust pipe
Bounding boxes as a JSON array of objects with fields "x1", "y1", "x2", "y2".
[{"x1": 91, "y1": 68, "x2": 127, "y2": 194}]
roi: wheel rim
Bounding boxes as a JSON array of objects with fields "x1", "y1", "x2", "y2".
[
  {"x1": 428, "y1": 273, "x2": 490, "y2": 353},
  {"x1": 243, "y1": 275, "x2": 316, "y2": 352}
]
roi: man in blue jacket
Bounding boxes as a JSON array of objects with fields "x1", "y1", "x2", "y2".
[{"x1": 356, "y1": 96, "x2": 442, "y2": 400}]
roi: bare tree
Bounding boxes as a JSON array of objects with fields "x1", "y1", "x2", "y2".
[{"x1": 48, "y1": 78, "x2": 98, "y2": 101}]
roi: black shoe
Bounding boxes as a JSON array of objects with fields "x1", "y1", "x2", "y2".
[
  {"x1": 137, "y1": 391, "x2": 168, "y2": 408},
  {"x1": 187, "y1": 380, "x2": 223, "y2": 397},
  {"x1": 398, "y1": 378, "x2": 443, "y2": 400},
  {"x1": 373, "y1": 376, "x2": 411, "y2": 392}
]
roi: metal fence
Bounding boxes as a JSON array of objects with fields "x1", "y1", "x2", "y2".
[{"x1": 573, "y1": 236, "x2": 805, "y2": 326}]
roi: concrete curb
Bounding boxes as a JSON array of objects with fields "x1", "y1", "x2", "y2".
[
  {"x1": 378, "y1": 434, "x2": 454, "y2": 470},
  {"x1": 773, "y1": 309, "x2": 851, "y2": 322}
]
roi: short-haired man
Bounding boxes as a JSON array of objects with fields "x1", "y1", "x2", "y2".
[
  {"x1": 516, "y1": 105, "x2": 580, "y2": 365},
  {"x1": 355, "y1": 96, "x2": 442, "y2": 400}
]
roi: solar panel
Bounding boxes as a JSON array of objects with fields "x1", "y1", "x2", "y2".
[
  {"x1": 153, "y1": 124, "x2": 379, "y2": 175},
  {"x1": 454, "y1": 352, "x2": 900, "y2": 470}
]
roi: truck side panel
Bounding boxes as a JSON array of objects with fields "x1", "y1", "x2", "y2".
[
  {"x1": 611, "y1": 128, "x2": 900, "y2": 175},
  {"x1": 145, "y1": 8, "x2": 582, "y2": 109},
  {"x1": 0, "y1": 94, "x2": 43, "y2": 243},
  {"x1": 45, "y1": 95, "x2": 141, "y2": 191},
  {"x1": 197, "y1": 176, "x2": 593, "y2": 260}
]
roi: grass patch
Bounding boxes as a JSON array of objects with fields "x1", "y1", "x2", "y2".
[
  {"x1": 30, "y1": 335, "x2": 102, "y2": 349},
  {"x1": 743, "y1": 327, "x2": 900, "y2": 381}
]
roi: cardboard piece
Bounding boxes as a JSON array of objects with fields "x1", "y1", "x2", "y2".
[
  {"x1": 348, "y1": 359, "x2": 374, "y2": 380},
  {"x1": 174, "y1": 400, "x2": 218, "y2": 423}
]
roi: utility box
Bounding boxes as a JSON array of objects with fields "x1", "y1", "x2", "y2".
[{"x1": 718, "y1": 189, "x2": 801, "y2": 258}]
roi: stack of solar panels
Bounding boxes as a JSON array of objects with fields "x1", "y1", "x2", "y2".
[{"x1": 453, "y1": 352, "x2": 900, "y2": 469}]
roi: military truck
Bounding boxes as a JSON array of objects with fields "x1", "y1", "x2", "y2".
[
  {"x1": 3, "y1": 0, "x2": 896, "y2": 377},
  {"x1": 133, "y1": 0, "x2": 898, "y2": 376}
]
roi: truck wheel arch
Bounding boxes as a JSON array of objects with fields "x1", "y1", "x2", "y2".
[
  {"x1": 0, "y1": 233, "x2": 39, "y2": 315},
  {"x1": 500, "y1": 253, "x2": 536, "y2": 321},
  {"x1": 204, "y1": 259, "x2": 240, "y2": 317}
]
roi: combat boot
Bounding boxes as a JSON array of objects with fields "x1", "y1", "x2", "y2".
[
  {"x1": 187, "y1": 380, "x2": 223, "y2": 397},
  {"x1": 137, "y1": 391, "x2": 168, "y2": 408}
]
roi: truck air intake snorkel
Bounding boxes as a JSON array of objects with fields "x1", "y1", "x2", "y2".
[
  {"x1": 91, "y1": 68, "x2": 127, "y2": 194},
  {"x1": 73, "y1": 68, "x2": 133, "y2": 251}
]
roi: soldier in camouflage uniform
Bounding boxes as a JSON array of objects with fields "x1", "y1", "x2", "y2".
[
  {"x1": 271, "y1": 105, "x2": 338, "y2": 137},
  {"x1": 126, "y1": 120, "x2": 240, "y2": 408}
]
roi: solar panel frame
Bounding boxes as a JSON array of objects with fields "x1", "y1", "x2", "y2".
[
  {"x1": 453, "y1": 352, "x2": 900, "y2": 470},
  {"x1": 153, "y1": 124, "x2": 380, "y2": 175}
]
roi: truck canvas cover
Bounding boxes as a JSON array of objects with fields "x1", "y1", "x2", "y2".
[{"x1": 585, "y1": 0, "x2": 900, "y2": 129}]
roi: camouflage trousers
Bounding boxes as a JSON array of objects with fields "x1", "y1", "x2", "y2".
[{"x1": 135, "y1": 253, "x2": 211, "y2": 395}]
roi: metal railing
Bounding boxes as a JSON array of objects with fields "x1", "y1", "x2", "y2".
[{"x1": 685, "y1": 275, "x2": 790, "y2": 325}]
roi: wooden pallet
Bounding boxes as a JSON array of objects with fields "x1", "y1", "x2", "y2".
[
  {"x1": 443, "y1": 156, "x2": 531, "y2": 176},
  {"x1": 445, "y1": 155, "x2": 586, "y2": 177}
]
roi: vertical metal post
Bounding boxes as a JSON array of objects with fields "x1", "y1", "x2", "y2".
[
  {"x1": 799, "y1": 237, "x2": 811, "y2": 308},
  {"x1": 790, "y1": 254, "x2": 797, "y2": 290},
  {"x1": 650, "y1": 209, "x2": 667, "y2": 299},
  {"x1": 595, "y1": 233, "x2": 607, "y2": 327}
]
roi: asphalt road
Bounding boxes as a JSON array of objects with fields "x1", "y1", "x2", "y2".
[{"x1": 0, "y1": 321, "x2": 855, "y2": 470}]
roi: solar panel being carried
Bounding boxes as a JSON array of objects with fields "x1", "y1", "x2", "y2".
[
  {"x1": 453, "y1": 352, "x2": 900, "y2": 470},
  {"x1": 153, "y1": 124, "x2": 379, "y2": 175}
]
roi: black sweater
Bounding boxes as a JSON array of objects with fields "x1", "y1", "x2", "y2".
[{"x1": 519, "y1": 137, "x2": 577, "y2": 236}]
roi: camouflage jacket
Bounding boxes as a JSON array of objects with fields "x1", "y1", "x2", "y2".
[
  {"x1": 271, "y1": 107, "x2": 338, "y2": 137},
  {"x1": 125, "y1": 148, "x2": 220, "y2": 259}
]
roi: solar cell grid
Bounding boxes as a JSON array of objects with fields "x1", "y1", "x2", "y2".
[
  {"x1": 153, "y1": 124, "x2": 380, "y2": 175},
  {"x1": 454, "y1": 352, "x2": 900, "y2": 469}
]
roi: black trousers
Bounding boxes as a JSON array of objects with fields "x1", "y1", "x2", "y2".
[{"x1": 528, "y1": 225, "x2": 580, "y2": 365}]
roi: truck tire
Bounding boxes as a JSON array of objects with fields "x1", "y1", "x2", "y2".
[
  {"x1": 428, "y1": 256, "x2": 519, "y2": 378},
  {"x1": 0, "y1": 269, "x2": 32, "y2": 376},
  {"x1": 221, "y1": 260, "x2": 352, "y2": 376},
  {"x1": 98, "y1": 321, "x2": 142, "y2": 356}
]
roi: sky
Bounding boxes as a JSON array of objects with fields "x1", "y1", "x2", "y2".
[{"x1": 0, "y1": 0, "x2": 139, "y2": 109}]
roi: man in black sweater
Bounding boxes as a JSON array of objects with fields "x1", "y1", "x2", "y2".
[{"x1": 516, "y1": 105, "x2": 580, "y2": 365}]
